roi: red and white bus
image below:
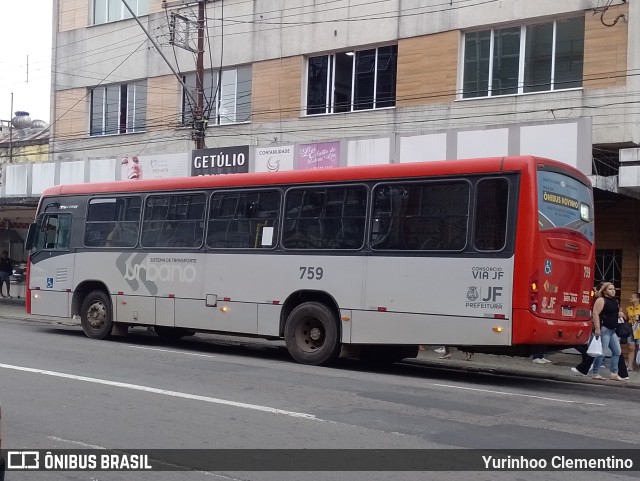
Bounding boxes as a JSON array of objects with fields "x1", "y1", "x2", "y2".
[{"x1": 25, "y1": 156, "x2": 595, "y2": 365}]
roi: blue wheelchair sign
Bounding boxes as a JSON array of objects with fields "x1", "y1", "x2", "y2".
[
  {"x1": 544, "y1": 260, "x2": 552, "y2": 275},
  {"x1": 46, "y1": 277, "x2": 54, "y2": 288}
]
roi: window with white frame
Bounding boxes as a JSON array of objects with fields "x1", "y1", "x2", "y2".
[
  {"x1": 90, "y1": 81, "x2": 147, "y2": 136},
  {"x1": 93, "y1": 0, "x2": 149, "y2": 25},
  {"x1": 462, "y1": 17, "x2": 584, "y2": 98},
  {"x1": 182, "y1": 66, "x2": 252, "y2": 126},
  {"x1": 306, "y1": 45, "x2": 398, "y2": 115}
]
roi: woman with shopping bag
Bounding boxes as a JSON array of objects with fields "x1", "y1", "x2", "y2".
[{"x1": 591, "y1": 282, "x2": 624, "y2": 381}]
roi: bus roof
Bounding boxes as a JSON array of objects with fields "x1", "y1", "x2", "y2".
[{"x1": 41, "y1": 156, "x2": 591, "y2": 197}]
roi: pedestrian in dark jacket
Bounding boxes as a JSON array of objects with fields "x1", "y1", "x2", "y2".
[{"x1": 0, "y1": 250, "x2": 14, "y2": 298}]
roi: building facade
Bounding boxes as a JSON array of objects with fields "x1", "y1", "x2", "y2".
[{"x1": 6, "y1": 0, "x2": 640, "y2": 294}]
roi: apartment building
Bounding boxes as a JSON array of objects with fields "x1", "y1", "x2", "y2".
[{"x1": 10, "y1": 0, "x2": 638, "y2": 293}]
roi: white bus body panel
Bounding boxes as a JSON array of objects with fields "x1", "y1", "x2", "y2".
[
  {"x1": 115, "y1": 295, "x2": 155, "y2": 325},
  {"x1": 29, "y1": 252, "x2": 75, "y2": 317},
  {"x1": 357, "y1": 256, "x2": 514, "y2": 345},
  {"x1": 156, "y1": 297, "x2": 175, "y2": 327},
  {"x1": 30, "y1": 291, "x2": 72, "y2": 318},
  {"x1": 30, "y1": 250, "x2": 513, "y2": 345}
]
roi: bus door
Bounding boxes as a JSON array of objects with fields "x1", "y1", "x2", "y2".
[{"x1": 26, "y1": 210, "x2": 74, "y2": 317}]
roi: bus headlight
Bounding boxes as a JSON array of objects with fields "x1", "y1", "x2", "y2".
[{"x1": 580, "y1": 203, "x2": 590, "y2": 222}]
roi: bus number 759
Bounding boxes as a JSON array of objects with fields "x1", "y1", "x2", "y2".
[{"x1": 300, "y1": 267, "x2": 323, "y2": 280}]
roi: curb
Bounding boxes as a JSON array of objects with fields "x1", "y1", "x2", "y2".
[{"x1": 403, "y1": 357, "x2": 640, "y2": 390}]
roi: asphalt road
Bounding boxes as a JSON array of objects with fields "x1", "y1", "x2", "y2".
[{"x1": 1, "y1": 316, "x2": 639, "y2": 481}]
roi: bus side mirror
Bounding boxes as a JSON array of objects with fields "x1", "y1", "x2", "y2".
[{"x1": 25, "y1": 223, "x2": 37, "y2": 251}]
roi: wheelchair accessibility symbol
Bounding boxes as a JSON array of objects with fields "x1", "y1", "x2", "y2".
[
  {"x1": 544, "y1": 260, "x2": 552, "y2": 275},
  {"x1": 46, "y1": 277, "x2": 54, "y2": 288}
]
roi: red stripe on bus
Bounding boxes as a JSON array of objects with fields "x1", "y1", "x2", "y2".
[{"x1": 40, "y1": 156, "x2": 591, "y2": 197}]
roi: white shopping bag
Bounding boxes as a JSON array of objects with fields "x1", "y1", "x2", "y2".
[{"x1": 586, "y1": 335, "x2": 603, "y2": 357}]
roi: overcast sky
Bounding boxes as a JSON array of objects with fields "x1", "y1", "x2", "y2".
[{"x1": 0, "y1": 1, "x2": 53, "y2": 123}]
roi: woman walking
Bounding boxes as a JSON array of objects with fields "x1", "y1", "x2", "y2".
[{"x1": 591, "y1": 282, "x2": 624, "y2": 381}]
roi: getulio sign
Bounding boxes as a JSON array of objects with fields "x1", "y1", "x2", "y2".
[{"x1": 191, "y1": 146, "x2": 249, "y2": 176}]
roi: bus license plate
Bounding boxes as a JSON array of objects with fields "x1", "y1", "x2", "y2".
[{"x1": 561, "y1": 306, "x2": 573, "y2": 317}]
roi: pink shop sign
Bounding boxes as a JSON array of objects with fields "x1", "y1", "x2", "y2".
[{"x1": 297, "y1": 141, "x2": 340, "y2": 170}]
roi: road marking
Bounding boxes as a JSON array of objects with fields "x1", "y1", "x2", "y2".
[
  {"x1": 128, "y1": 345, "x2": 219, "y2": 358},
  {"x1": 129, "y1": 346, "x2": 605, "y2": 406},
  {"x1": 430, "y1": 382, "x2": 605, "y2": 406},
  {"x1": 0, "y1": 362, "x2": 322, "y2": 421}
]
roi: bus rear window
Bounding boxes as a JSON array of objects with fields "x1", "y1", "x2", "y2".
[{"x1": 537, "y1": 170, "x2": 594, "y2": 242}]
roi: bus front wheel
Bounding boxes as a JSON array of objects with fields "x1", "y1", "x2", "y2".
[
  {"x1": 80, "y1": 290, "x2": 113, "y2": 340},
  {"x1": 284, "y1": 302, "x2": 341, "y2": 366}
]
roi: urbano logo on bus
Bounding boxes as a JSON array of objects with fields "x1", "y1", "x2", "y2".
[{"x1": 116, "y1": 253, "x2": 198, "y2": 295}]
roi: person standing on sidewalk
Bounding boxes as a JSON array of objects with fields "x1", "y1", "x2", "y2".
[
  {"x1": 624, "y1": 292, "x2": 640, "y2": 371},
  {"x1": 591, "y1": 282, "x2": 623, "y2": 381},
  {"x1": 0, "y1": 251, "x2": 13, "y2": 298},
  {"x1": 532, "y1": 352, "x2": 552, "y2": 364}
]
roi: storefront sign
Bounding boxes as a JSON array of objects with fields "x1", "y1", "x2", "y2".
[
  {"x1": 191, "y1": 146, "x2": 249, "y2": 176},
  {"x1": 255, "y1": 146, "x2": 294, "y2": 172},
  {"x1": 120, "y1": 153, "x2": 189, "y2": 180},
  {"x1": 297, "y1": 141, "x2": 340, "y2": 170}
]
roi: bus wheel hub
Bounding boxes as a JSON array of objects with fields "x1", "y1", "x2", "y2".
[{"x1": 309, "y1": 327, "x2": 322, "y2": 341}]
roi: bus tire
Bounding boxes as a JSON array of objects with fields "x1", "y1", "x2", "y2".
[
  {"x1": 154, "y1": 326, "x2": 194, "y2": 341},
  {"x1": 284, "y1": 302, "x2": 341, "y2": 366},
  {"x1": 80, "y1": 290, "x2": 113, "y2": 340}
]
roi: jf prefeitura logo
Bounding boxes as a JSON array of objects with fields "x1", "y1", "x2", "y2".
[{"x1": 466, "y1": 266, "x2": 505, "y2": 309}]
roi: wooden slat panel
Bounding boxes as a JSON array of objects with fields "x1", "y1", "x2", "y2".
[
  {"x1": 252, "y1": 56, "x2": 302, "y2": 122},
  {"x1": 396, "y1": 31, "x2": 459, "y2": 107},
  {"x1": 583, "y1": 4, "x2": 628, "y2": 89},
  {"x1": 149, "y1": 0, "x2": 165, "y2": 15},
  {"x1": 147, "y1": 75, "x2": 180, "y2": 132},
  {"x1": 59, "y1": 0, "x2": 88, "y2": 32},
  {"x1": 55, "y1": 88, "x2": 88, "y2": 139},
  {"x1": 595, "y1": 199, "x2": 640, "y2": 298}
]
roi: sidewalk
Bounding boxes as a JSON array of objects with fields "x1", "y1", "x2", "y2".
[
  {"x1": 411, "y1": 346, "x2": 640, "y2": 389},
  {"x1": 1, "y1": 297, "x2": 638, "y2": 388}
]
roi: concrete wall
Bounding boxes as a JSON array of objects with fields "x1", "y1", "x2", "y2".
[{"x1": 49, "y1": 0, "x2": 639, "y2": 165}]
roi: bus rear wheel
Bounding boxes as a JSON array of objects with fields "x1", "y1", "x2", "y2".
[
  {"x1": 284, "y1": 302, "x2": 341, "y2": 366},
  {"x1": 80, "y1": 290, "x2": 113, "y2": 340}
]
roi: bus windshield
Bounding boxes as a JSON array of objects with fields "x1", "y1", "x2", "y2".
[{"x1": 537, "y1": 170, "x2": 594, "y2": 243}]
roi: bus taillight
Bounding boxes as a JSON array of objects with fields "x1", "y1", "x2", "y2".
[{"x1": 529, "y1": 276, "x2": 539, "y2": 313}]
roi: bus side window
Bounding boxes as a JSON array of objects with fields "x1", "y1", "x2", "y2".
[
  {"x1": 370, "y1": 182, "x2": 469, "y2": 251},
  {"x1": 85, "y1": 196, "x2": 141, "y2": 248},
  {"x1": 35, "y1": 214, "x2": 72, "y2": 251},
  {"x1": 474, "y1": 178, "x2": 509, "y2": 251},
  {"x1": 207, "y1": 190, "x2": 280, "y2": 249}
]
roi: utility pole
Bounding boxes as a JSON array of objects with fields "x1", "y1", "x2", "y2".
[
  {"x1": 194, "y1": 0, "x2": 206, "y2": 149},
  {"x1": 163, "y1": 0, "x2": 209, "y2": 148},
  {"x1": 122, "y1": 0, "x2": 204, "y2": 148}
]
